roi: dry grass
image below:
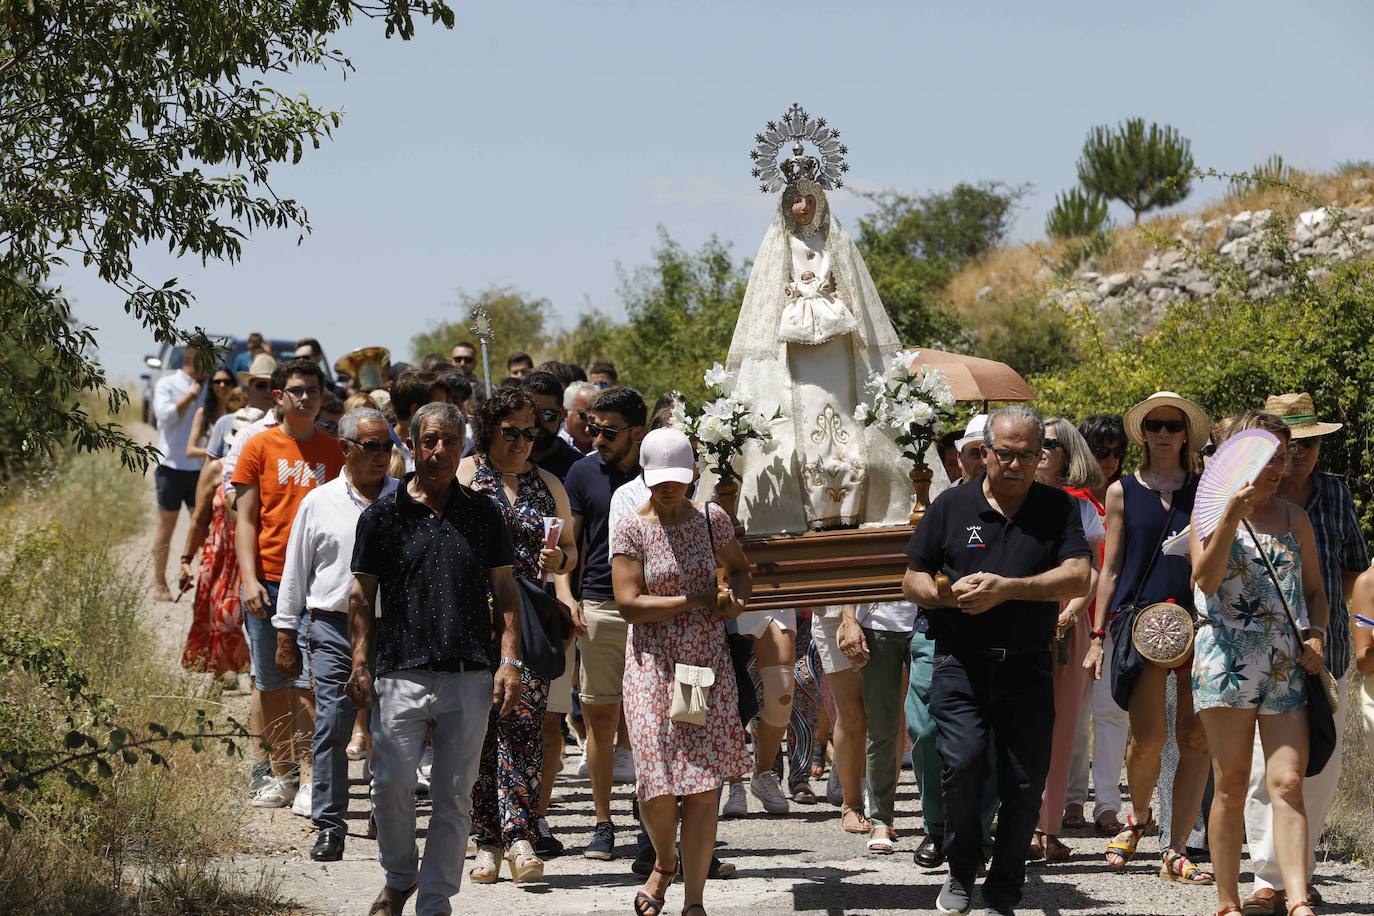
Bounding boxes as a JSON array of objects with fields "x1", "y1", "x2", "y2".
[
  {"x1": 1321, "y1": 687, "x2": 1374, "y2": 865},
  {"x1": 0, "y1": 449, "x2": 293, "y2": 915},
  {"x1": 943, "y1": 166, "x2": 1374, "y2": 318}
]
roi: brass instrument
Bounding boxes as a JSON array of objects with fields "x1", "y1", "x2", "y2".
[{"x1": 334, "y1": 346, "x2": 391, "y2": 391}]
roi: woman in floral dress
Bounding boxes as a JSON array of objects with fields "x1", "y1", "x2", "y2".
[
  {"x1": 1190, "y1": 410, "x2": 1328, "y2": 916},
  {"x1": 611, "y1": 428, "x2": 753, "y2": 916},
  {"x1": 458, "y1": 386, "x2": 578, "y2": 885}
]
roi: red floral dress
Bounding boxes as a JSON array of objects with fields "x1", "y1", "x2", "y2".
[
  {"x1": 610, "y1": 502, "x2": 752, "y2": 801},
  {"x1": 181, "y1": 486, "x2": 249, "y2": 676}
]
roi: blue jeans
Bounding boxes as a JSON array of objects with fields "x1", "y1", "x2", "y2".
[
  {"x1": 930, "y1": 645, "x2": 1054, "y2": 907},
  {"x1": 242, "y1": 580, "x2": 309, "y2": 692},
  {"x1": 307, "y1": 611, "x2": 354, "y2": 831}
]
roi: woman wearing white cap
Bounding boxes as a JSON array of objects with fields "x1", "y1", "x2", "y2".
[
  {"x1": 1083, "y1": 391, "x2": 1214, "y2": 886},
  {"x1": 611, "y1": 428, "x2": 753, "y2": 916}
]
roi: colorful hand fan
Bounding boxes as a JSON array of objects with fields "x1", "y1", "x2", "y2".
[{"x1": 1192, "y1": 428, "x2": 1280, "y2": 540}]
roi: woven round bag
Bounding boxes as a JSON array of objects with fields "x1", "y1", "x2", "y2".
[{"x1": 1132, "y1": 601, "x2": 1195, "y2": 667}]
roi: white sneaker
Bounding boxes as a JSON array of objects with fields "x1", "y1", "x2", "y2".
[
  {"x1": 612, "y1": 746, "x2": 636, "y2": 784},
  {"x1": 250, "y1": 775, "x2": 298, "y2": 808},
  {"x1": 575, "y1": 747, "x2": 589, "y2": 778},
  {"x1": 721, "y1": 781, "x2": 748, "y2": 818},
  {"x1": 749, "y1": 770, "x2": 790, "y2": 814},
  {"x1": 415, "y1": 765, "x2": 431, "y2": 796},
  {"x1": 290, "y1": 781, "x2": 312, "y2": 817}
]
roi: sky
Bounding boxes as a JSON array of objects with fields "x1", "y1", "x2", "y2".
[{"x1": 59, "y1": 0, "x2": 1374, "y2": 384}]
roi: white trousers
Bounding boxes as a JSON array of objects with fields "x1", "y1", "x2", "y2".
[
  {"x1": 1243, "y1": 672, "x2": 1349, "y2": 894},
  {"x1": 371, "y1": 668, "x2": 492, "y2": 916},
  {"x1": 1067, "y1": 632, "x2": 1131, "y2": 817}
]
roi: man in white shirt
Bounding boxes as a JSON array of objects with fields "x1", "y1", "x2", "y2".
[
  {"x1": 273, "y1": 407, "x2": 397, "y2": 862},
  {"x1": 150, "y1": 345, "x2": 208, "y2": 601}
]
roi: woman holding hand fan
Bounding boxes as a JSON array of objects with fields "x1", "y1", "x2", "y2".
[{"x1": 1189, "y1": 410, "x2": 1329, "y2": 916}]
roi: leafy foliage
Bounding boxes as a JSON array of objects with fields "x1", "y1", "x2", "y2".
[
  {"x1": 0, "y1": 0, "x2": 454, "y2": 472},
  {"x1": 1045, "y1": 187, "x2": 1111, "y2": 240},
  {"x1": 410, "y1": 287, "x2": 553, "y2": 381},
  {"x1": 609, "y1": 229, "x2": 748, "y2": 404},
  {"x1": 1077, "y1": 118, "x2": 1194, "y2": 223},
  {"x1": 855, "y1": 182, "x2": 1024, "y2": 346}
]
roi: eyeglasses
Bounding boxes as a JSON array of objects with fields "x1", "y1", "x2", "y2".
[
  {"x1": 587, "y1": 422, "x2": 631, "y2": 442},
  {"x1": 282, "y1": 385, "x2": 322, "y2": 400},
  {"x1": 1091, "y1": 444, "x2": 1127, "y2": 460},
  {"x1": 499, "y1": 426, "x2": 538, "y2": 443},
  {"x1": 1042, "y1": 438, "x2": 1062, "y2": 452},
  {"x1": 990, "y1": 447, "x2": 1041, "y2": 466},
  {"x1": 316, "y1": 419, "x2": 339, "y2": 434},
  {"x1": 537, "y1": 407, "x2": 561, "y2": 424},
  {"x1": 211, "y1": 378, "x2": 235, "y2": 387},
  {"x1": 343, "y1": 437, "x2": 391, "y2": 454},
  {"x1": 1142, "y1": 419, "x2": 1186, "y2": 434}
]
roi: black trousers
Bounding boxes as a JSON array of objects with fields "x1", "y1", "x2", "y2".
[{"x1": 930, "y1": 646, "x2": 1054, "y2": 906}]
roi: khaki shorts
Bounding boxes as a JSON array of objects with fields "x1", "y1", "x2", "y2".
[
  {"x1": 811, "y1": 605, "x2": 853, "y2": 674},
  {"x1": 546, "y1": 642, "x2": 578, "y2": 716},
  {"x1": 576, "y1": 596, "x2": 628, "y2": 705}
]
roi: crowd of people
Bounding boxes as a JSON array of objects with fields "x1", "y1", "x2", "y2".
[{"x1": 149, "y1": 334, "x2": 1374, "y2": 916}]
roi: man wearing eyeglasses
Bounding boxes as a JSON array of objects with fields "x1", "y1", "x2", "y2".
[
  {"x1": 525, "y1": 370, "x2": 585, "y2": 481},
  {"x1": 233, "y1": 358, "x2": 345, "y2": 812},
  {"x1": 903, "y1": 405, "x2": 1091, "y2": 916},
  {"x1": 562, "y1": 386, "x2": 647, "y2": 860},
  {"x1": 272, "y1": 407, "x2": 397, "y2": 861}
]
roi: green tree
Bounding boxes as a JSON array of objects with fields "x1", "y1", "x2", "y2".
[
  {"x1": 411, "y1": 287, "x2": 552, "y2": 382},
  {"x1": 549, "y1": 309, "x2": 627, "y2": 371},
  {"x1": 855, "y1": 182, "x2": 1024, "y2": 346},
  {"x1": 0, "y1": 0, "x2": 454, "y2": 470},
  {"x1": 1045, "y1": 187, "x2": 1110, "y2": 240},
  {"x1": 1077, "y1": 118, "x2": 1194, "y2": 223},
  {"x1": 613, "y1": 229, "x2": 747, "y2": 403}
]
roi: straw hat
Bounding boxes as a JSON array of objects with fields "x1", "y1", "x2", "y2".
[
  {"x1": 1123, "y1": 391, "x2": 1211, "y2": 448},
  {"x1": 236, "y1": 353, "x2": 278, "y2": 385},
  {"x1": 1264, "y1": 392, "x2": 1342, "y2": 439}
]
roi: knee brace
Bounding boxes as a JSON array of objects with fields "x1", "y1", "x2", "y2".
[{"x1": 759, "y1": 665, "x2": 795, "y2": 728}]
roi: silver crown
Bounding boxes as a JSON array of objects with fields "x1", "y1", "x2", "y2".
[{"x1": 749, "y1": 103, "x2": 849, "y2": 194}]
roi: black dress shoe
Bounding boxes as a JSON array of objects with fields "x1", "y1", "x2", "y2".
[
  {"x1": 915, "y1": 834, "x2": 945, "y2": 868},
  {"x1": 311, "y1": 828, "x2": 345, "y2": 862}
]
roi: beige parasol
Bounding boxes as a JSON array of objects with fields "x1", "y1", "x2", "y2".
[{"x1": 907, "y1": 348, "x2": 1035, "y2": 410}]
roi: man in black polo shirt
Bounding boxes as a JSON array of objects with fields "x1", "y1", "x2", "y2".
[
  {"x1": 903, "y1": 405, "x2": 1091, "y2": 916},
  {"x1": 346, "y1": 402, "x2": 521, "y2": 916},
  {"x1": 525, "y1": 370, "x2": 585, "y2": 481},
  {"x1": 563, "y1": 385, "x2": 645, "y2": 860}
]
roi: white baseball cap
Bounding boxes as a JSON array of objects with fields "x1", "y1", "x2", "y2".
[
  {"x1": 955, "y1": 414, "x2": 989, "y2": 452},
  {"x1": 640, "y1": 428, "x2": 696, "y2": 487}
]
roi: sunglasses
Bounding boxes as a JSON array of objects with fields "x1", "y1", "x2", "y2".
[
  {"x1": 1290, "y1": 439, "x2": 1318, "y2": 451},
  {"x1": 1142, "y1": 419, "x2": 1186, "y2": 434},
  {"x1": 344, "y1": 437, "x2": 391, "y2": 454},
  {"x1": 211, "y1": 378, "x2": 236, "y2": 387},
  {"x1": 537, "y1": 407, "x2": 561, "y2": 424},
  {"x1": 587, "y1": 422, "x2": 632, "y2": 442},
  {"x1": 316, "y1": 419, "x2": 339, "y2": 434},
  {"x1": 452, "y1": 354, "x2": 475, "y2": 364},
  {"x1": 249, "y1": 380, "x2": 270, "y2": 391},
  {"x1": 1042, "y1": 438, "x2": 1061, "y2": 451},
  {"x1": 1091, "y1": 444, "x2": 1127, "y2": 460},
  {"x1": 499, "y1": 426, "x2": 538, "y2": 443}
]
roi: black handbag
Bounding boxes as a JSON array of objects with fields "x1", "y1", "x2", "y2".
[
  {"x1": 1241, "y1": 519, "x2": 1338, "y2": 777},
  {"x1": 1109, "y1": 496, "x2": 1181, "y2": 711},
  {"x1": 516, "y1": 575, "x2": 569, "y2": 681}
]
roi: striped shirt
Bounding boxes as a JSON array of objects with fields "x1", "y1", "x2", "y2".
[{"x1": 1304, "y1": 472, "x2": 1369, "y2": 679}]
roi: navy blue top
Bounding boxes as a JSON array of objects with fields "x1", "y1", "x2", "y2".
[
  {"x1": 1107, "y1": 473, "x2": 1197, "y2": 614},
  {"x1": 564, "y1": 451, "x2": 640, "y2": 601}
]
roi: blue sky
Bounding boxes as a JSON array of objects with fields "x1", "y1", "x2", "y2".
[{"x1": 62, "y1": 0, "x2": 1374, "y2": 382}]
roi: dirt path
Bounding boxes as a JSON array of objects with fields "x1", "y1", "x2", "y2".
[{"x1": 127, "y1": 427, "x2": 1374, "y2": 915}]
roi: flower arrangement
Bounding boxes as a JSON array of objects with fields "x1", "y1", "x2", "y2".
[
  {"x1": 671, "y1": 363, "x2": 780, "y2": 481},
  {"x1": 855, "y1": 349, "x2": 957, "y2": 466}
]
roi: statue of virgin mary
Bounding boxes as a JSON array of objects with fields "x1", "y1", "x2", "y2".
[{"x1": 712, "y1": 104, "x2": 917, "y2": 534}]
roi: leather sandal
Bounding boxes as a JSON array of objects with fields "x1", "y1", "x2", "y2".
[
  {"x1": 1214, "y1": 907, "x2": 1242, "y2": 916},
  {"x1": 1286, "y1": 902, "x2": 1315, "y2": 916},
  {"x1": 1105, "y1": 813, "x2": 1153, "y2": 869},
  {"x1": 1160, "y1": 848, "x2": 1213, "y2": 885},
  {"x1": 634, "y1": 863, "x2": 676, "y2": 915},
  {"x1": 841, "y1": 804, "x2": 871, "y2": 834}
]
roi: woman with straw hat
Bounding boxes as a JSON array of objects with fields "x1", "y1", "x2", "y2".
[{"x1": 1082, "y1": 391, "x2": 1215, "y2": 886}]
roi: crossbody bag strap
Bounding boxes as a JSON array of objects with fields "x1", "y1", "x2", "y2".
[
  {"x1": 1241, "y1": 513, "x2": 1308, "y2": 652},
  {"x1": 1126, "y1": 476, "x2": 1185, "y2": 608}
]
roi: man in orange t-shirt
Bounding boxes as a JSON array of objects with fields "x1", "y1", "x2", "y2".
[{"x1": 233, "y1": 358, "x2": 344, "y2": 810}]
